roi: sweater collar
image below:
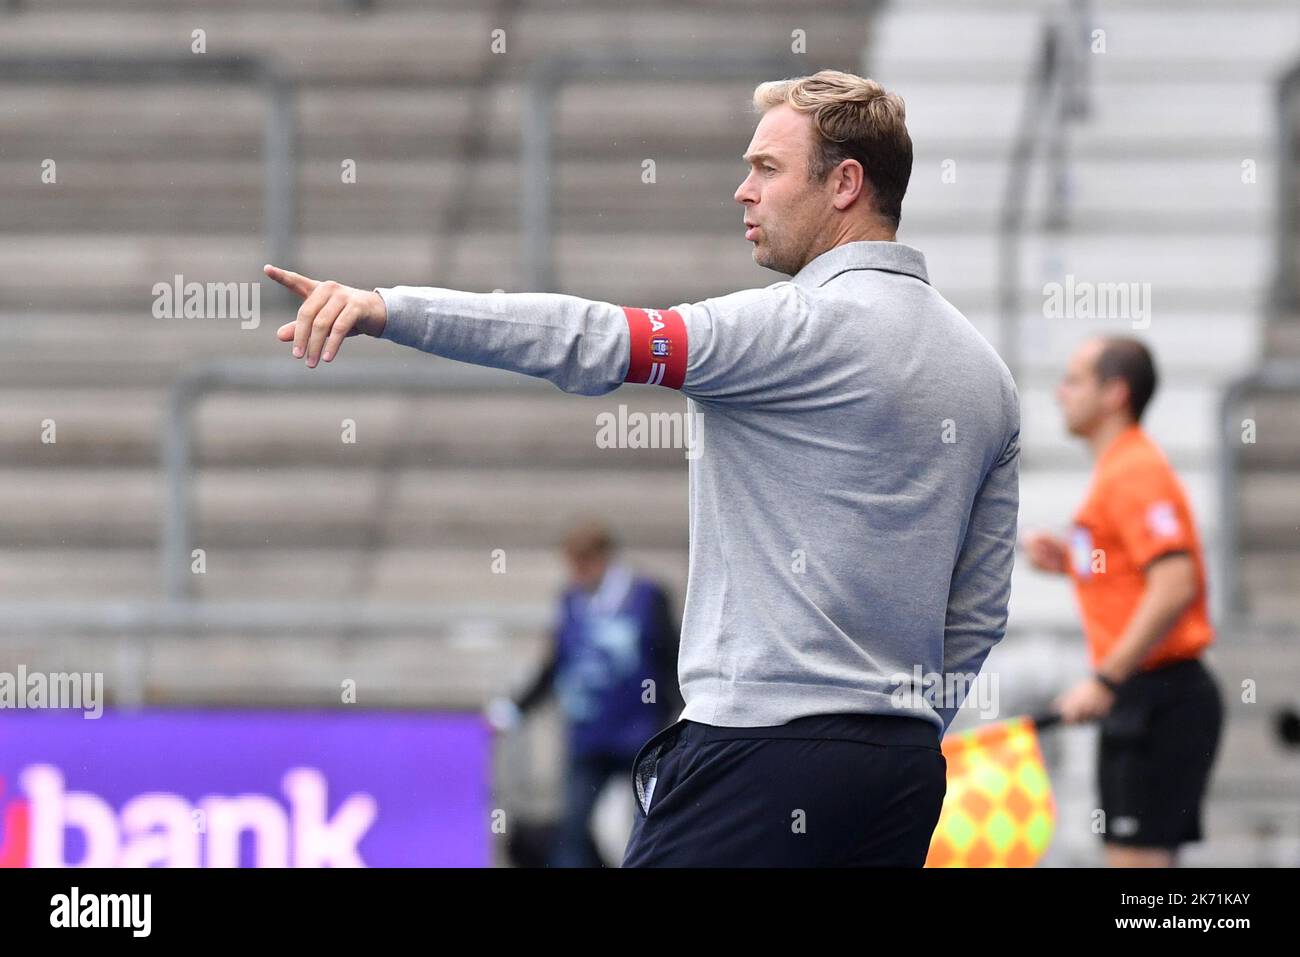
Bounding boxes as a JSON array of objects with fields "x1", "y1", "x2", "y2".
[{"x1": 790, "y1": 240, "x2": 930, "y2": 290}]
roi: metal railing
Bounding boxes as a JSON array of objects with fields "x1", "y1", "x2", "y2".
[
  {"x1": 0, "y1": 45, "x2": 828, "y2": 637},
  {"x1": 1272, "y1": 61, "x2": 1300, "y2": 315},
  {"x1": 1215, "y1": 58, "x2": 1300, "y2": 625},
  {"x1": 996, "y1": 0, "x2": 1091, "y2": 384},
  {"x1": 1217, "y1": 361, "x2": 1300, "y2": 621},
  {"x1": 160, "y1": 358, "x2": 555, "y2": 601},
  {"x1": 520, "y1": 49, "x2": 807, "y2": 292},
  {"x1": 0, "y1": 55, "x2": 297, "y2": 272},
  {"x1": 0, "y1": 357, "x2": 562, "y2": 638}
]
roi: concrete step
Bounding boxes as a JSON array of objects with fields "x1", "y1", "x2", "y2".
[
  {"x1": 0, "y1": 544, "x2": 690, "y2": 606},
  {"x1": 0, "y1": 631, "x2": 550, "y2": 710},
  {"x1": 866, "y1": 75, "x2": 1278, "y2": 150},
  {"x1": 0, "y1": 464, "x2": 1221, "y2": 580},
  {"x1": 0, "y1": 295, "x2": 1256, "y2": 382},
  {"x1": 1239, "y1": 473, "x2": 1300, "y2": 546},
  {"x1": 0, "y1": 7, "x2": 866, "y2": 84},
  {"x1": 0, "y1": 11, "x2": 492, "y2": 84},
  {"x1": 2, "y1": 69, "x2": 1288, "y2": 170},
  {"x1": 0, "y1": 231, "x2": 774, "y2": 310},
  {"x1": 870, "y1": 3, "x2": 1300, "y2": 78},
  {"x1": 0, "y1": 387, "x2": 700, "y2": 469},
  {"x1": 1263, "y1": 318, "x2": 1300, "y2": 359},
  {"x1": 4, "y1": 153, "x2": 1278, "y2": 234},
  {"x1": 0, "y1": 230, "x2": 1273, "y2": 313},
  {"x1": 18, "y1": 0, "x2": 480, "y2": 9},
  {"x1": 0, "y1": 378, "x2": 1238, "y2": 474},
  {"x1": 0, "y1": 466, "x2": 691, "y2": 549},
  {"x1": 1236, "y1": 393, "x2": 1300, "y2": 467},
  {"x1": 1241, "y1": 553, "x2": 1300, "y2": 620}
]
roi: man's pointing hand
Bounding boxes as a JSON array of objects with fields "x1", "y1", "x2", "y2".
[{"x1": 264, "y1": 264, "x2": 387, "y2": 367}]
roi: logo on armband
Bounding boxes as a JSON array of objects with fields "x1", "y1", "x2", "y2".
[{"x1": 620, "y1": 306, "x2": 686, "y2": 390}]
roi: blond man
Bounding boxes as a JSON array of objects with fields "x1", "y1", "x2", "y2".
[{"x1": 265, "y1": 71, "x2": 1019, "y2": 867}]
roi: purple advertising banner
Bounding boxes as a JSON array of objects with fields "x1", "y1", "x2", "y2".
[{"x1": 0, "y1": 710, "x2": 491, "y2": 868}]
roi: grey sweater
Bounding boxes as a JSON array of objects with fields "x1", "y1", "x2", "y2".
[{"x1": 376, "y1": 240, "x2": 1019, "y2": 736}]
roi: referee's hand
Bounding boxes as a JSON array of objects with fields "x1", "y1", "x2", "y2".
[
  {"x1": 264, "y1": 264, "x2": 388, "y2": 368},
  {"x1": 1054, "y1": 677, "x2": 1114, "y2": 723},
  {"x1": 1021, "y1": 530, "x2": 1070, "y2": 574}
]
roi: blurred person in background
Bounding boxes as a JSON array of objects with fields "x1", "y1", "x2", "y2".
[
  {"x1": 486, "y1": 520, "x2": 682, "y2": 867},
  {"x1": 1023, "y1": 336, "x2": 1223, "y2": 867}
]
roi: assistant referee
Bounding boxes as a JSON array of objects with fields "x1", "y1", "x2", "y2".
[
  {"x1": 264, "y1": 69, "x2": 1020, "y2": 867},
  {"x1": 1024, "y1": 337, "x2": 1223, "y2": 867}
]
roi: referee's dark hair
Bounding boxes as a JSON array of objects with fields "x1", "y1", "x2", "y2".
[{"x1": 1095, "y1": 336, "x2": 1158, "y2": 423}]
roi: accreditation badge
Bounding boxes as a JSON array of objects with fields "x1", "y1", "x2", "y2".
[{"x1": 1070, "y1": 525, "x2": 1094, "y2": 579}]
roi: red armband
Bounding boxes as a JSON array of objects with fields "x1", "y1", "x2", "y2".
[{"x1": 621, "y1": 306, "x2": 687, "y2": 389}]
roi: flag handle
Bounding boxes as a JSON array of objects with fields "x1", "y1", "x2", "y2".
[{"x1": 1031, "y1": 709, "x2": 1064, "y2": 731}]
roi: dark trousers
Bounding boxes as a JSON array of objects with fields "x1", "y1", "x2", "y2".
[
  {"x1": 549, "y1": 750, "x2": 634, "y2": 867},
  {"x1": 622, "y1": 712, "x2": 947, "y2": 867}
]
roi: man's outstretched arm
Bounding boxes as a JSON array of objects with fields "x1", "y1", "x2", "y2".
[
  {"x1": 266, "y1": 263, "x2": 658, "y2": 396},
  {"x1": 374, "y1": 284, "x2": 639, "y2": 396},
  {"x1": 264, "y1": 263, "x2": 820, "y2": 404}
]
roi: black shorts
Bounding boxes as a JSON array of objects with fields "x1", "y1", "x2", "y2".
[
  {"x1": 621, "y1": 711, "x2": 946, "y2": 867},
  {"x1": 1097, "y1": 656, "x2": 1224, "y2": 849}
]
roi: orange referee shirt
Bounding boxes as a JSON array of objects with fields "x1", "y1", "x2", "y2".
[{"x1": 1068, "y1": 424, "x2": 1214, "y2": 671}]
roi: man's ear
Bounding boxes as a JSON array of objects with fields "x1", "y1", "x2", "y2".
[
  {"x1": 834, "y1": 159, "x2": 869, "y2": 212},
  {"x1": 1100, "y1": 376, "x2": 1132, "y2": 417}
]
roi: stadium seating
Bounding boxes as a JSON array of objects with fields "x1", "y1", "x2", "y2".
[{"x1": 0, "y1": 0, "x2": 1296, "y2": 864}]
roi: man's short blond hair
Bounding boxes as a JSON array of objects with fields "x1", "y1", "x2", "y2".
[{"x1": 752, "y1": 69, "x2": 912, "y2": 226}]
